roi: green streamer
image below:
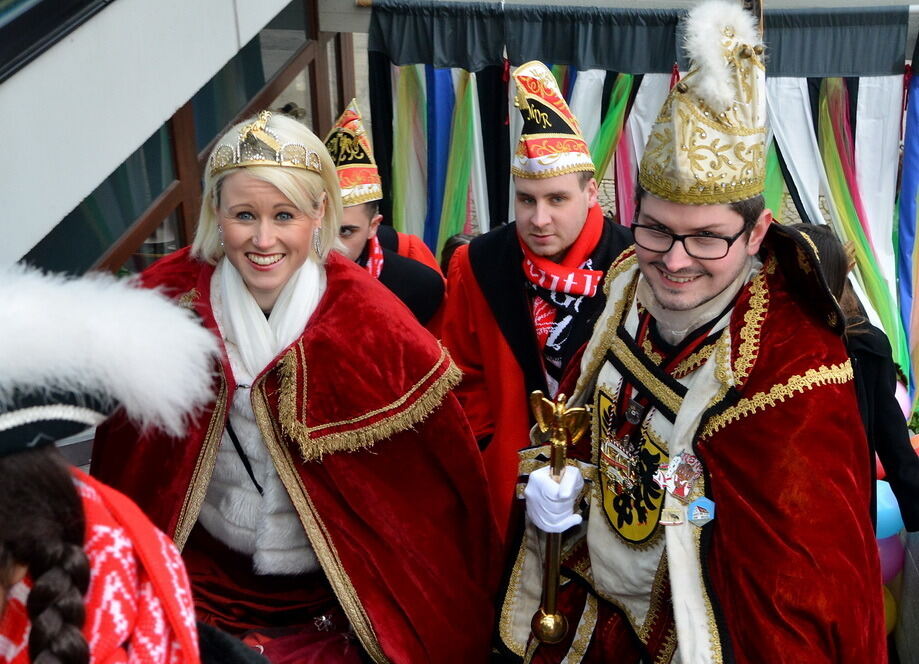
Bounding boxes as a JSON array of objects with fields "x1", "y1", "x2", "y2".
[
  {"x1": 551, "y1": 65, "x2": 567, "y2": 92},
  {"x1": 818, "y1": 79, "x2": 909, "y2": 371},
  {"x1": 590, "y1": 74, "x2": 634, "y2": 181},
  {"x1": 763, "y1": 142, "x2": 785, "y2": 222},
  {"x1": 392, "y1": 65, "x2": 426, "y2": 234},
  {"x1": 437, "y1": 71, "x2": 475, "y2": 258}
]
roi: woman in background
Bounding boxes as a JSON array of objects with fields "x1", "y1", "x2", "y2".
[{"x1": 794, "y1": 223, "x2": 919, "y2": 531}]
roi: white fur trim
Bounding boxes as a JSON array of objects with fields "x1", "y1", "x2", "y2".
[
  {"x1": 684, "y1": 0, "x2": 762, "y2": 113},
  {"x1": 199, "y1": 268, "x2": 319, "y2": 575},
  {"x1": 0, "y1": 265, "x2": 219, "y2": 437}
]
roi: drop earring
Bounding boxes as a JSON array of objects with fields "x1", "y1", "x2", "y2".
[
  {"x1": 217, "y1": 226, "x2": 224, "y2": 248},
  {"x1": 312, "y1": 227, "x2": 322, "y2": 257}
]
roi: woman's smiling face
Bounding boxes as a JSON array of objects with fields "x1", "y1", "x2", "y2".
[{"x1": 218, "y1": 171, "x2": 324, "y2": 310}]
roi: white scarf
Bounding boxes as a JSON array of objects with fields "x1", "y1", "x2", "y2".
[{"x1": 217, "y1": 257, "x2": 326, "y2": 377}]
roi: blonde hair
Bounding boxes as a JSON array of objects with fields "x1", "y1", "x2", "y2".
[{"x1": 191, "y1": 113, "x2": 344, "y2": 264}]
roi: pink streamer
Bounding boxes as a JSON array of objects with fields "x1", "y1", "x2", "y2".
[
  {"x1": 825, "y1": 79, "x2": 876, "y2": 250},
  {"x1": 616, "y1": 127, "x2": 636, "y2": 226}
]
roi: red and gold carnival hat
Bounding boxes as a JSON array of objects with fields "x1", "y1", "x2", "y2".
[
  {"x1": 324, "y1": 99, "x2": 383, "y2": 207},
  {"x1": 511, "y1": 60, "x2": 595, "y2": 179}
]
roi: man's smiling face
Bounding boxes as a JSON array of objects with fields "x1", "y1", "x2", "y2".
[{"x1": 633, "y1": 193, "x2": 770, "y2": 311}]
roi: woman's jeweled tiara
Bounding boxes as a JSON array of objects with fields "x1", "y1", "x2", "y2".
[{"x1": 208, "y1": 111, "x2": 323, "y2": 177}]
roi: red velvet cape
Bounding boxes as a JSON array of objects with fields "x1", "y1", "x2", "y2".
[
  {"x1": 442, "y1": 242, "x2": 534, "y2": 540},
  {"x1": 92, "y1": 248, "x2": 501, "y2": 664}
]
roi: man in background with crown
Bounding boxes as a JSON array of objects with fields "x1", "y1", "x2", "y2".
[
  {"x1": 500, "y1": 2, "x2": 885, "y2": 662},
  {"x1": 324, "y1": 100, "x2": 445, "y2": 330},
  {"x1": 441, "y1": 62, "x2": 632, "y2": 541}
]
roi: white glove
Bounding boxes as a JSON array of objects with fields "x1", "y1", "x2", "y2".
[{"x1": 524, "y1": 465, "x2": 584, "y2": 533}]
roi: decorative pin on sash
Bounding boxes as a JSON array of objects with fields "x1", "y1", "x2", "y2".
[
  {"x1": 625, "y1": 399, "x2": 645, "y2": 425},
  {"x1": 653, "y1": 452, "x2": 703, "y2": 503},
  {"x1": 688, "y1": 497, "x2": 715, "y2": 527}
]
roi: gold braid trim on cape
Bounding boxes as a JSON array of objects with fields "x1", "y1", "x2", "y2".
[
  {"x1": 700, "y1": 362, "x2": 854, "y2": 439},
  {"x1": 279, "y1": 344, "x2": 462, "y2": 461}
]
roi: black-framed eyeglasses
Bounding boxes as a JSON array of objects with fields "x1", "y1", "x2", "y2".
[{"x1": 630, "y1": 223, "x2": 747, "y2": 260}]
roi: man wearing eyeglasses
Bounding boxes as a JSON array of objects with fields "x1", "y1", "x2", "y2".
[
  {"x1": 500, "y1": 3, "x2": 884, "y2": 662},
  {"x1": 630, "y1": 193, "x2": 767, "y2": 313}
]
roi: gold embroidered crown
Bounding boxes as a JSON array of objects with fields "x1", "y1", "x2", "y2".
[
  {"x1": 208, "y1": 111, "x2": 323, "y2": 177},
  {"x1": 639, "y1": 0, "x2": 766, "y2": 205}
]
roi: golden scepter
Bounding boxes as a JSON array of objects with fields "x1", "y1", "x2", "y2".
[{"x1": 529, "y1": 390, "x2": 589, "y2": 644}]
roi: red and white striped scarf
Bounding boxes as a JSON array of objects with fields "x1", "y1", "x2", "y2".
[
  {"x1": 520, "y1": 204, "x2": 605, "y2": 350},
  {"x1": 364, "y1": 235, "x2": 385, "y2": 279}
]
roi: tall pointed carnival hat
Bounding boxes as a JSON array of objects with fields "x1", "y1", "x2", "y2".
[
  {"x1": 639, "y1": 0, "x2": 766, "y2": 204},
  {"x1": 324, "y1": 99, "x2": 383, "y2": 207},
  {"x1": 511, "y1": 61, "x2": 595, "y2": 179}
]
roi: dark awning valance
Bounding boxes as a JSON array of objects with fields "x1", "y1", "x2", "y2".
[{"x1": 369, "y1": 1, "x2": 908, "y2": 77}]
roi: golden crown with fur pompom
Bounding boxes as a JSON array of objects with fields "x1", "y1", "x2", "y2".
[
  {"x1": 208, "y1": 110, "x2": 323, "y2": 177},
  {"x1": 639, "y1": 0, "x2": 766, "y2": 205}
]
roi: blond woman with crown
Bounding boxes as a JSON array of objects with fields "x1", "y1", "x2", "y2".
[
  {"x1": 501, "y1": 2, "x2": 885, "y2": 662},
  {"x1": 90, "y1": 111, "x2": 500, "y2": 664}
]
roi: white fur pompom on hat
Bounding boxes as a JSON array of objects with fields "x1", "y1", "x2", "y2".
[
  {"x1": 0, "y1": 264, "x2": 220, "y2": 439},
  {"x1": 683, "y1": 0, "x2": 762, "y2": 113}
]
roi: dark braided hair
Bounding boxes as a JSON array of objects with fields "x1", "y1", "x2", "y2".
[{"x1": 0, "y1": 447, "x2": 90, "y2": 664}]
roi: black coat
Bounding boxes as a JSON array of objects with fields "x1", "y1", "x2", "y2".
[
  {"x1": 849, "y1": 321, "x2": 919, "y2": 532},
  {"x1": 358, "y1": 244, "x2": 444, "y2": 326}
]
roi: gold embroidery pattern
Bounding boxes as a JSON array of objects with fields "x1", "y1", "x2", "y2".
[
  {"x1": 501, "y1": 528, "x2": 537, "y2": 656},
  {"x1": 795, "y1": 244, "x2": 813, "y2": 274},
  {"x1": 610, "y1": 334, "x2": 683, "y2": 416},
  {"x1": 654, "y1": 622, "x2": 678, "y2": 664},
  {"x1": 638, "y1": 28, "x2": 766, "y2": 207},
  {"x1": 732, "y1": 264, "x2": 770, "y2": 386},
  {"x1": 252, "y1": 385, "x2": 390, "y2": 664},
  {"x1": 560, "y1": 593, "x2": 598, "y2": 664},
  {"x1": 704, "y1": 331, "x2": 735, "y2": 418},
  {"x1": 701, "y1": 362, "x2": 854, "y2": 439},
  {"x1": 642, "y1": 337, "x2": 665, "y2": 366},
  {"x1": 695, "y1": 472, "x2": 724, "y2": 664},
  {"x1": 682, "y1": 94, "x2": 765, "y2": 138},
  {"x1": 643, "y1": 424, "x2": 669, "y2": 457},
  {"x1": 523, "y1": 638, "x2": 540, "y2": 663},
  {"x1": 567, "y1": 550, "x2": 594, "y2": 585},
  {"x1": 713, "y1": 331, "x2": 733, "y2": 388},
  {"x1": 798, "y1": 232, "x2": 819, "y2": 260},
  {"x1": 177, "y1": 288, "x2": 199, "y2": 309},
  {"x1": 338, "y1": 188, "x2": 383, "y2": 206},
  {"x1": 603, "y1": 251, "x2": 637, "y2": 297},
  {"x1": 278, "y1": 344, "x2": 461, "y2": 461},
  {"x1": 511, "y1": 161, "x2": 597, "y2": 180},
  {"x1": 673, "y1": 342, "x2": 717, "y2": 378},
  {"x1": 575, "y1": 269, "x2": 639, "y2": 398},
  {"x1": 638, "y1": 554, "x2": 670, "y2": 642},
  {"x1": 174, "y1": 374, "x2": 226, "y2": 551}
]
